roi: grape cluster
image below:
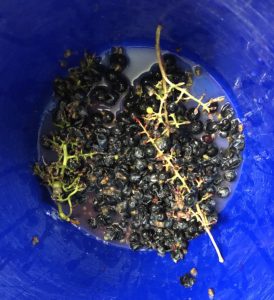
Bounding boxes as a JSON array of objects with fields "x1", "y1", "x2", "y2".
[{"x1": 34, "y1": 35, "x2": 244, "y2": 263}]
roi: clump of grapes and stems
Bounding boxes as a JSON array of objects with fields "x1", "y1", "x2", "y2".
[
  {"x1": 134, "y1": 25, "x2": 224, "y2": 263},
  {"x1": 33, "y1": 24, "x2": 228, "y2": 264},
  {"x1": 34, "y1": 134, "x2": 98, "y2": 222}
]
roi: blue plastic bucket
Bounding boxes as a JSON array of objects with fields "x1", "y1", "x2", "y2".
[{"x1": 0, "y1": 1, "x2": 273, "y2": 299}]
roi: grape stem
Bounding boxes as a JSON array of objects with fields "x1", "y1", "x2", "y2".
[
  {"x1": 154, "y1": 24, "x2": 225, "y2": 263},
  {"x1": 155, "y1": 25, "x2": 219, "y2": 113}
]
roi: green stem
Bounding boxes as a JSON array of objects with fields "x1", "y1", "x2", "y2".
[
  {"x1": 155, "y1": 25, "x2": 169, "y2": 132},
  {"x1": 56, "y1": 186, "x2": 80, "y2": 202},
  {"x1": 62, "y1": 177, "x2": 80, "y2": 192},
  {"x1": 57, "y1": 202, "x2": 72, "y2": 221},
  {"x1": 61, "y1": 143, "x2": 68, "y2": 177}
]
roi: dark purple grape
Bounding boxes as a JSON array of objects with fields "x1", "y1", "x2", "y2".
[
  {"x1": 221, "y1": 103, "x2": 234, "y2": 119},
  {"x1": 218, "y1": 118, "x2": 231, "y2": 132},
  {"x1": 206, "y1": 145, "x2": 219, "y2": 157},
  {"x1": 205, "y1": 120, "x2": 218, "y2": 133},
  {"x1": 109, "y1": 47, "x2": 128, "y2": 72},
  {"x1": 208, "y1": 101, "x2": 219, "y2": 113},
  {"x1": 224, "y1": 170, "x2": 237, "y2": 182},
  {"x1": 180, "y1": 274, "x2": 196, "y2": 288},
  {"x1": 216, "y1": 186, "x2": 230, "y2": 198},
  {"x1": 187, "y1": 108, "x2": 200, "y2": 121},
  {"x1": 189, "y1": 121, "x2": 203, "y2": 134},
  {"x1": 202, "y1": 134, "x2": 214, "y2": 144}
]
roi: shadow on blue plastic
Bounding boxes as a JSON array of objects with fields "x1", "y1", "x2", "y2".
[{"x1": 0, "y1": 1, "x2": 273, "y2": 299}]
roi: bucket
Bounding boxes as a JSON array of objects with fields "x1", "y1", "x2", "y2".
[{"x1": 0, "y1": 1, "x2": 273, "y2": 299}]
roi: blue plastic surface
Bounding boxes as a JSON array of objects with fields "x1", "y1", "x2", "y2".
[{"x1": 0, "y1": 1, "x2": 273, "y2": 299}]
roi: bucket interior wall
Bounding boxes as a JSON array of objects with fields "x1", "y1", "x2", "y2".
[{"x1": 0, "y1": 1, "x2": 273, "y2": 299}]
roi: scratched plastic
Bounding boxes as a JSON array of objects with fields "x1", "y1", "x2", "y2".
[{"x1": 0, "y1": 1, "x2": 273, "y2": 300}]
